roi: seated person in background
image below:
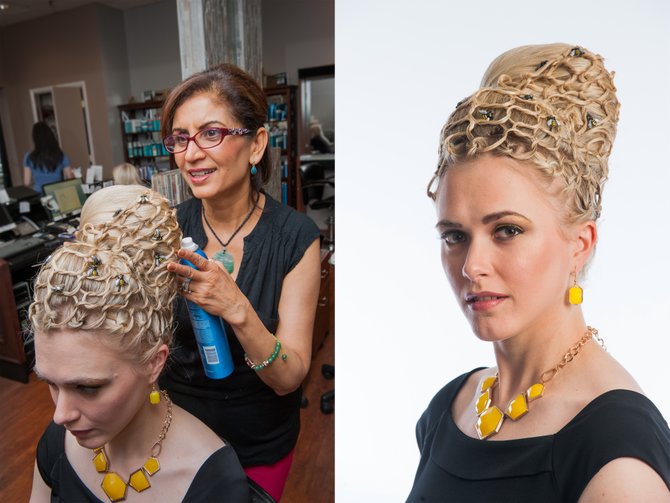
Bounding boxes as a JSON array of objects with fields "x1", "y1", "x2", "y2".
[
  {"x1": 308, "y1": 116, "x2": 334, "y2": 154},
  {"x1": 29, "y1": 185, "x2": 250, "y2": 503},
  {"x1": 24, "y1": 121, "x2": 73, "y2": 193},
  {"x1": 112, "y1": 162, "x2": 145, "y2": 186}
]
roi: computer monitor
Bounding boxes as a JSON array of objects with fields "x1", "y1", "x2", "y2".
[
  {"x1": 0, "y1": 204, "x2": 17, "y2": 234},
  {"x1": 41, "y1": 178, "x2": 87, "y2": 222}
]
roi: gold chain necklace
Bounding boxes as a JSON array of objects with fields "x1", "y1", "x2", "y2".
[
  {"x1": 92, "y1": 390, "x2": 173, "y2": 502},
  {"x1": 475, "y1": 326, "x2": 604, "y2": 440}
]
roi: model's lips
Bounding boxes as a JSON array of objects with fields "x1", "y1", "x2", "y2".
[
  {"x1": 465, "y1": 292, "x2": 508, "y2": 311},
  {"x1": 68, "y1": 429, "x2": 93, "y2": 438}
]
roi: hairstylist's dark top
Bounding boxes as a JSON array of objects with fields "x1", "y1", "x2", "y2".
[
  {"x1": 36, "y1": 422, "x2": 251, "y2": 502},
  {"x1": 407, "y1": 368, "x2": 670, "y2": 502},
  {"x1": 161, "y1": 193, "x2": 320, "y2": 466}
]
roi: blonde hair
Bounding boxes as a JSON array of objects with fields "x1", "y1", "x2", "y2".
[
  {"x1": 29, "y1": 186, "x2": 182, "y2": 365},
  {"x1": 112, "y1": 162, "x2": 144, "y2": 186},
  {"x1": 428, "y1": 43, "x2": 620, "y2": 223}
]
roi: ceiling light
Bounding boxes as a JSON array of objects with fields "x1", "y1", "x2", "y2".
[{"x1": 0, "y1": 4, "x2": 10, "y2": 10}]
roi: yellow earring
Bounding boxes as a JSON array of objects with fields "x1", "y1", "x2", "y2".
[
  {"x1": 149, "y1": 385, "x2": 161, "y2": 405},
  {"x1": 568, "y1": 271, "x2": 583, "y2": 305}
]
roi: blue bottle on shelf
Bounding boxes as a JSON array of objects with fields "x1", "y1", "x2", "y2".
[{"x1": 180, "y1": 237, "x2": 234, "y2": 379}]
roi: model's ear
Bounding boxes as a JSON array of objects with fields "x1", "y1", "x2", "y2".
[
  {"x1": 147, "y1": 344, "x2": 169, "y2": 383},
  {"x1": 249, "y1": 126, "x2": 268, "y2": 166},
  {"x1": 571, "y1": 220, "x2": 597, "y2": 272}
]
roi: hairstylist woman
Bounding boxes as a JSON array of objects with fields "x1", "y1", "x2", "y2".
[{"x1": 161, "y1": 64, "x2": 321, "y2": 501}]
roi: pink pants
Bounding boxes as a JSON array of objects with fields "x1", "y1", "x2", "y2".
[{"x1": 244, "y1": 449, "x2": 295, "y2": 502}]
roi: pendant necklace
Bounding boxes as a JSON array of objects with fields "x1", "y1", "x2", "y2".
[
  {"x1": 474, "y1": 326, "x2": 604, "y2": 440},
  {"x1": 92, "y1": 390, "x2": 173, "y2": 502},
  {"x1": 202, "y1": 192, "x2": 259, "y2": 274}
]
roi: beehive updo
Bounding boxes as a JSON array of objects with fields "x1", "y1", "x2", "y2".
[
  {"x1": 29, "y1": 185, "x2": 182, "y2": 365},
  {"x1": 428, "y1": 43, "x2": 620, "y2": 223}
]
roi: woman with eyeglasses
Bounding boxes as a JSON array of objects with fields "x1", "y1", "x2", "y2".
[{"x1": 159, "y1": 64, "x2": 321, "y2": 501}]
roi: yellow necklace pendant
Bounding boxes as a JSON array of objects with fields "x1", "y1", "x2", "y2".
[
  {"x1": 92, "y1": 390, "x2": 172, "y2": 502},
  {"x1": 473, "y1": 327, "x2": 598, "y2": 439},
  {"x1": 474, "y1": 375, "x2": 544, "y2": 439},
  {"x1": 101, "y1": 472, "x2": 128, "y2": 502}
]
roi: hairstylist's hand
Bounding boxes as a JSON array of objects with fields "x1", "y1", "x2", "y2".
[{"x1": 166, "y1": 248, "x2": 251, "y2": 326}]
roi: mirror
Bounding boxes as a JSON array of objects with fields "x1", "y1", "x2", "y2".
[
  {"x1": 299, "y1": 65, "x2": 334, "y2": 156},
  {"x1": 298, "y1": 65, "x2": 335, "y2": 246}
]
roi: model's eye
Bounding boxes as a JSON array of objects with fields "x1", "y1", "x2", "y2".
[
  {"x1": 441, "y1": 230, "x2": 467, "y2": 246},
  {"x1": 494, "y1": 225, "x2": 523, "y2": 240},
  {"x1": 77, "y1": 385, "x2": 101, "y2": 395}
]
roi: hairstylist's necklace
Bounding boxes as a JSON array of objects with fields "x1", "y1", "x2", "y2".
[
  {"x1": 202, "y1": 192, "x2": 259, "y2": 274},
  {"x1": 475, "y1": 326, "x2": 603, "y2": 440},
  {"x1": 92, "y1": 390, "x2": 173, "y2": 502}
]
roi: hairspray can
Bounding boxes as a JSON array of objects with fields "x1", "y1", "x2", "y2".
[{"x1": 180, "y1": 237, "x2": 234, "y2": 379}]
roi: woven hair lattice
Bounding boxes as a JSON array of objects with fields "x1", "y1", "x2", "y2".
[
  {"x1": 429, "y1": 45, "x2": 620, "y2": 222},
  {"x1": 29, "y1": 189, "x2": 182, "y2": 363}
]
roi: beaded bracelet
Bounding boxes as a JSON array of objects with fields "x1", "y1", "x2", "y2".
[{"x1": 244, "y1": 336, "x2": 287, "y2": 371}]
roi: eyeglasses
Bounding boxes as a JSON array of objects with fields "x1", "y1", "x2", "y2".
[{"x1": 163, "y1": 127, "x2": 252, "y2": 154}]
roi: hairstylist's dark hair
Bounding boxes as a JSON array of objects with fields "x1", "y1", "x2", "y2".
[
  {"x1": 29, "y1": 122, "x2": 64, "y2": 173},
  {"x1": 161, "y1": 64, "x2": 270, "y2": 193}
]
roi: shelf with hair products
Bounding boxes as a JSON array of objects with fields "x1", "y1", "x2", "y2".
[
  {"x1": 118, "y1": 100, "x2": 170, "y2": 182},
  {"x1": 264, "y1": 85, "x2": 298, "y2": 208}
]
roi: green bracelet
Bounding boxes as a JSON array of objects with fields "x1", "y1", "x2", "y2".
[{"x1": 244, "y1": 336, "x2": 287, "y2": 371}]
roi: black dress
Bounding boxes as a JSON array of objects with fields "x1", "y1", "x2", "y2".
[
  {"x1": 161, "y1": 194, "x2": 320, "y2": 466},
  {"x1": 408, "y1": 368, "x2": 670, "y2": 502},
  {"x1": 36, "y1": 421, "x2": 251, "y2": 502}
]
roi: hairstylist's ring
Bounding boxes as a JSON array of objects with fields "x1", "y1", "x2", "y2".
[{"x1": 182, "y1": 277, "x2": 192, "y2": 293}]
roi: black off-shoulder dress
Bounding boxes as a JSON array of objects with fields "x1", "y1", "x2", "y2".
[
  {"x1": 36, "y1": 421, "x2": 251, "y2": 502},
  {"x1": 408, "y1": 368, "x2": 670, "y2": 502}
]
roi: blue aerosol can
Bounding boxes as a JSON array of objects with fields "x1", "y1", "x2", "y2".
[{"x1": 180, "y1": 237, "x2": 234, "y2": 379}]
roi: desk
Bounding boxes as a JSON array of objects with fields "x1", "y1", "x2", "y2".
[{"x1": 0, "y1": 238, "x2": 58, "y2": 382}]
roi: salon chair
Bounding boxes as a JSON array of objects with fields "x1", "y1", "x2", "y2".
[{"x1": 300, "y1": 162, "x2": 334, "y2": 247}]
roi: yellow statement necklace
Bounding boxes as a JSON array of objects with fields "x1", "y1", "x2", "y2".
[
  {"x1": 475, "y1": 326, "x2": 603, "y2": 440},
  {"x1": 92, "y1": 390, "x2": 173, "y2": 502}
]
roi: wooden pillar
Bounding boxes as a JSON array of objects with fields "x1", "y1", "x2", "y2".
[{"x1": 176, "y1": 0, "x2": 262, "y2": 84}]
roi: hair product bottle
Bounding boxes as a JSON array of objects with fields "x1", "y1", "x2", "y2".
[{"x1": 180, "y1": 237, "x2": 234, "y2": 379}]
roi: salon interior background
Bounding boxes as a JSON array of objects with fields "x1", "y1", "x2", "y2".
[{"x1": 0, "y1": 0, "x2": 334, "y2": 187}]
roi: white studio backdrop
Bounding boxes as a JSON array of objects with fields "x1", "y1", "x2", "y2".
[{"x1": 335, "y1": 0, "x2": 670, "y2": 500}]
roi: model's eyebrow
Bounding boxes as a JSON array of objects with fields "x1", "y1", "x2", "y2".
[
  {"x1": 435, "y1": 219, "x2": 462, "y2": 229},
  {"x1": 33, "y1": 368, "x2": 110, "y2": 386},
  {"x1": 482, "y1": 211, "x2": 531, "y2": 225},
  {"x1": 171, "y1": 120, "x2": 225, "y2": 134},
  {"x1": 436, "y1": 211, "x2": 531, "y2": 229}
]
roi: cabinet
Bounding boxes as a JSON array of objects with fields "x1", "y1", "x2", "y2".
[
  {"x1": 0, "y1": 259, "x2": 28, "y2": 382},
  {"x1": 312, "y1": 248, "x2": 334, "y2": 357},
  {"x1": 118, "y1": 101, "x2": 170, "y2": 181},
  {"x1": 264, "y1": 86, "x2": 299, "y2": 209}
]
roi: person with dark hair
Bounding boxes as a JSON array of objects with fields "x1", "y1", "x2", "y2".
[
  {"x1": 160, "y1": 63, "x2": 321, "y2": 501},
  {"x1": 23, "y1": 121, "x2": 73, "y2": 193}
]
